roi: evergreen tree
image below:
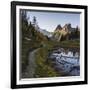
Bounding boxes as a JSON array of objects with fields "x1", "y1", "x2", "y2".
[{"x1": 32, "y1": 16, "x2": 37, "y2": 26}]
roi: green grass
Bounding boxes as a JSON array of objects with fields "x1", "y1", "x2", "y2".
[
  {"x1": 21, "y1": 39, "x2": 42, "y2": 74},
  {"x1": 34, "y1": 47, "x2": 59, "y2": 78},
  {"x1": 60, "y1": 40, "x2": 80, "y2": 48}
]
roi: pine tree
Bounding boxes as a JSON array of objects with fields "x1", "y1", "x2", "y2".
[{"x1": 32, "y1": 16, "x2": 37, "y2": 25}]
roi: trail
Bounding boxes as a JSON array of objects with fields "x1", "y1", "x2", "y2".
[{"x1": 22, "y1": 48, "x2": 39, "y2": 78}]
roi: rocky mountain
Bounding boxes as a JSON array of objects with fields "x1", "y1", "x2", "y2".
[
  {"x1": 55, "y1": 24, "x2": 62, "y2": 31},
  {"x1": 52, "y1": 23, "x2": 80, "y2": 41},
  {"x1": 31, "y1": 16, "x2": 79, "y2": 42}
]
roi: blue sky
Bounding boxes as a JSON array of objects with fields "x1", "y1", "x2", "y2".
[{"x1": 27, "y1": 11, "x2": 80, "y2": 32}]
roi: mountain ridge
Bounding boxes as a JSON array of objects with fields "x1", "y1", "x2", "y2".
[{"x1": 52, "y1": 23, "x2": 80, "y2": 41}]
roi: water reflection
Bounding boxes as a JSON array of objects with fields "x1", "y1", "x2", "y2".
[{"x1": 49, "y1": 48, "x2": 80, "y2": 76}]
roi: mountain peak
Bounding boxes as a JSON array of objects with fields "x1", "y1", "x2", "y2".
[
  {"x1": 55, "y1": 24, "x2": 62, "y2": 31},
  {"x1": 63, "y1": 23, "x2": 71, "y2": 29}
]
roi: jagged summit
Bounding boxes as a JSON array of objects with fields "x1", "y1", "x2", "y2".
[
  {"x1": 52, "y1": 23, "x2": 80, "y2": 41},
  {"x1": 55, "y1": 24, "x2": 62, "y2": 31},
  {"x1": 62, "y1": 23, "x2": 72, "y2": 32},
  {"x1": 55, "y1": 23, "x2": 72, "y2": 32},
  {"x1": 63, "y1": 23, "x2": 71, "y2": 29}
]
